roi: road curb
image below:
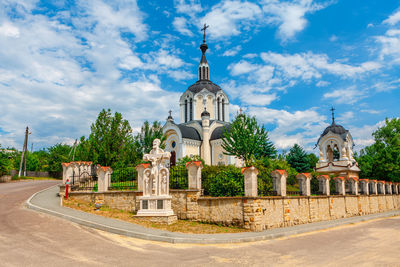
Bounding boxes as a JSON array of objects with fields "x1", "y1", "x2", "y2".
[{"x1": 26, "y1": 186, "x2": 400, "y2": 244}]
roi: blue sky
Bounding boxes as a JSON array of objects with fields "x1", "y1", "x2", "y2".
[{"x1": 0, "y1": 0, "x2": 399, "y2": 153}]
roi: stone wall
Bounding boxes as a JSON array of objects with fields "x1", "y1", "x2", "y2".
[
  {"x1": 61, "y1": 185, "x2": 400, "y2": 232},
  {"x1": 0, "y1": 175, "x2": 11, "y2": 183}
]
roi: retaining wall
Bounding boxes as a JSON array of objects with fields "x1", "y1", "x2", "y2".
[{"x1": 61, "y1": 186, "x2": 400, "y2": 232}]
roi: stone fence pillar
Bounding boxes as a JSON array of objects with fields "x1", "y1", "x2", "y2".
[
  {"x1": 333, "y1": 177, "x2": 345, "y2": 195},
  {"x1": 359, "y1": 179, "x2": 369, "y2": 195},
  {"x1": 242, "y1": 166, "x2": 258, "y2": 197},
  {"x1": 271, "y1": 170, "x2": 287, "y2": 196},
  {"x1": 97, "y1": 166, "x2": 112, "y2": 193},
  {"x1": 394, "y1": 183, "x2": 399, "y2": 194},
  {"x1": 186, "y1": 161, "x2": 203, "y2": 190},
  {"x1": 378, "y1": 181, "x2": 385, "y2": 194},
  {"x1": 369, "y1": 180, "x2": 378, "y2": 195},
  {"x1": 347, "y1": 177, "x2": 358, "y2": 195},
  {"x1": 317, "y1": 175, "x2": 331, "y2": 196},
  {"x1": 386, "y1": 182, "x2": 392, "y2": 194},
  {"x1": 296, "y1": 173, "x2": 311, "y2": 196},
  {"x1": 61, "y1": 162, "x2": 73, "y2": 184},
  {"x1": 136, "y1": 163, "x2": 150, "y2": 192}
]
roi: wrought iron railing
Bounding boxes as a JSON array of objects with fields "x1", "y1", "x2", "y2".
[
  {"x1": 169, "y1": 166, "x2": 188, "y2": 189},
  {"x1": 109, "y1": 168, "x2": 137, "y2": 191}
]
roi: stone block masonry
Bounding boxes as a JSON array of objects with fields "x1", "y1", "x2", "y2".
[{"x1": 62, "y1": 186, "x2": 400, "y2": 232}]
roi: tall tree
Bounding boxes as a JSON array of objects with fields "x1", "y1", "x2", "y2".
[
  {"x1": 86, "y1": 109, "x2": 137, "y2": 167},
  {"x1": 135, "y1": 121, "x2": 166, "y2": 156},
  {"x1": 47, "y1": 143, "x2": 71, "y2": 172},
  {"x1": 222, "y1": 113, "x2": 276, "y2": 166},
  {"x1": 356, "y1": 118, "x2": 400, "y2": 182},
  {"x1": 286, "y1": 144, "x2": 311, "y2": 173}
]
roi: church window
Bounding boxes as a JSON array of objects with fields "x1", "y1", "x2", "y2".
[
  {"x1": 171, "y1": 141, "x2": 176, "y2": 148},
  {"x1": 222, "y1": 98, "x2": 225, "y2": 121},
  {"x1": 199, "y1": 67, "x2": 201, "y2": 80},
  {"x1": 184, "y1": 99, "x2": 188, "y2": 122},
  {"x1": 206, "y1": 67, "x2": 209, "y2": 79},
  {"x1": 217, "y1": 98, "x2": 220, "y2": 120},
  {"x1": 189, "y1": 98, "x2": 193, "y2": 121}
]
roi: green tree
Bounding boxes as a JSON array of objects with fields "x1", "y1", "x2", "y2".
[
  {"x1": 135, "y1": 120, "x2": 166, "y2": 156},
  {"x1": 356, "y1": 118, "x2": 400, "y2": 182},
  {"x1": 85, "y1": 109, "x2": 138, "y2": 168},
  {"x1": 222, "y1": 113, "x2": 276, "y2": 166},
  {"x1": 286, "y1": 144, "x2": 311, "y2": 173},
  {"x1": 47, "y1": 143, "x2": 71, "y2": 172},
  {"x1": 0, "y1": 145, "x2": 13, "y2": 176}
]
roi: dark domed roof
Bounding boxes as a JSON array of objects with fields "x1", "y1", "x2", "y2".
[
  {"x1": 210, "y1": 125, "x2": 231, "y2": 141},
  {"x1": 318, "y1": 122, "x2": 348, "y2": 143},
  {"x1": 177, "y1": 124, "x2": 201, "y2": 141},
  {"x1": 187, "y1": 80, "x2": 222, "y2": 95}
]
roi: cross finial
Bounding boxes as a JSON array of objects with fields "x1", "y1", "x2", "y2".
[
  {"x1": 330, "y1": 106, "x2": 335, "y2": 123},
  {"x1": 168, "y1": 110, "x2": 172, "y2": 117},
  {"x1": 201, "y1": 23, "x2": 209, "y2": 43}
]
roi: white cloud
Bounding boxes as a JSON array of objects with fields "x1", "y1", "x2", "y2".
[
  {"x1": 0, "y1": 22, "x2": 20, "y2": 38},
  {"x1": 261, "y1": 51, "x2": 380, "y2": 79},
  {"x1": 261, "y1": 0, "x2": 332, "y2": 41},
  {"x1": 351, "y1": 121, "x2": 385, "y2": 150},
  {"x1": 248, "y1": 106, "x2": 328, "y2": 150},
  {"x1": 228, "y1": 60, "x2": 259, "y2": 76},
  {"x1": 174, "y1": 0, "x2": 203, "y2": 16},
  {"x1": 240, "y1": 93, "x2": 277, "y2": 106},
  {"x1": 323, "y1": 86, "x2": 366, "y2": 104},
  {"x1": 173, "y1": 17, "x2": 193, "y2": 36},
  {"x1": 360, "y1": 109, "x2": 382, "y2": 115},
  {"x1": 316, "y1": 80, "x2": 330, "y2": 87},
  {"x1": 383, "y1": 9, "x2": 400, "y2": 25},
  {"x1": 201, "y1": 1, "x2": 262, "y2": 39},
  {"x1": 222, "y1": 45, "x2": 242, "y2": 57},
  {"x1": 329, "y1": 34, "x2": 338, "y2": 42}
]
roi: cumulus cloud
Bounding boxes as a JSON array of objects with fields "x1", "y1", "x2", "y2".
[
  {"x1": 261, "y1": 0, "x2": 331, "y2": 41},
  {"x1": 248, "y1": 106, "x2": 328, "y2": 150},
  {"x1": 323, "y1": 86, "x2": 366, "y2": 104},
  {"x1": 173, "y1": 17, "x2": 193, "y2": 36},
  {"x1": 222, "y1": 45, "x2": 242, "y2": 57},
  {"x1": 383, "y1": 9, "x2": 400, "y2": 25},
  {"x1": 0, "y1": 0, "x2": 189, "y2": 149}
]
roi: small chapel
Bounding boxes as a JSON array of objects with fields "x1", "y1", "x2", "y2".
[
  {"x1": 315, "y1": 108, "x2": 361, "y2": 178},
  {"x1": 162, "y1": 27, "x2": 240, "y2": 167}
]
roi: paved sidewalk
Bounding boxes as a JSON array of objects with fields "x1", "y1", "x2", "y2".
[{"x1": 27, "y1": 185, "x2": 400, "y2": 244}]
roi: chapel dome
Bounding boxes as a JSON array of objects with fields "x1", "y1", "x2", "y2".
[
  {"x1": 187, "y1": 80, "x2": 223, "y2": 95},
  {"x1": 318, "y1": 122, "x2": 348, "y2": 144}
]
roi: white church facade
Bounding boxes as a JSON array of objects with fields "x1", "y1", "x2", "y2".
[{"x1": 162, "y1": 36, "x2": 240, "y2": 166}]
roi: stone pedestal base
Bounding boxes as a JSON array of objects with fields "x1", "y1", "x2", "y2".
[
  {"x1": 135, "y1": 215, "x2": 177, "y2": 225},
  {"x1": 136, "y1": 195, "x2": 175, "y2": 217}
]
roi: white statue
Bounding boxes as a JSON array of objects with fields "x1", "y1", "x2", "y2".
[{"x1": 142, "y1": 139, "x2": 171, "y2": 196}]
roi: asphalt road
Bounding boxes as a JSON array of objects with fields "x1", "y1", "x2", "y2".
[{"x1": 1, "y1": 180, "x2": 400, "y2": 266}]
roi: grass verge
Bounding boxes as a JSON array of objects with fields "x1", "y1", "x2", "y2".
[{"x1": 63, "y1": 198, "x2": 248, "y2": 234}]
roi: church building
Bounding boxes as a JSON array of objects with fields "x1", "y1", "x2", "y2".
[{"x1": 162, "y1": 33, "x2": 240, "y2": 167}]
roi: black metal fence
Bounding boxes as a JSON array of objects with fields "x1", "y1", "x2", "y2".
[
  {"x1": 109, "y1": 168, "x2": 137, "y2": 191},
  {"x1": 70, "y1": 165, "x2": 98, "y2": 191},
  {"x1": 169, "y1": 166, "x2": 188, "y2": 189}
]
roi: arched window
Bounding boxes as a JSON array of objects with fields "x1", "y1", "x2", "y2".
[
  {"x1": 222, "y1": 99, "x2": 225, "y2": 121},
  {"x1": 199, "y1": 67, "x2": 201, "y2": 80},
  {"x1": 217, "y1": 98, "x2": 220, "y2": 120},
  {"x1": 202, "y1": 66, "x2": 205, "y2": 80},
  {"x1": 189, "y1": 98, "x2": 193, "y2": 121},
  {"x1": 184, "y1": 99, "x2": 188, "y2": 122},
  {"x1": 206, "y1": 67, "x2": 209, "y2": 80}
]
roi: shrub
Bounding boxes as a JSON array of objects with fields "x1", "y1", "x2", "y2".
[
  {"x1": 176, "y1": 155, "x2": 204, "y2": 167},
  {"x1": 202, "y1": 165, "x2": 244, "y2": 197}
]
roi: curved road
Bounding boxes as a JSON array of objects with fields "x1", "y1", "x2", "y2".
[{"x1": 1, "y1": 180, "x2": 400, "y2": 266}]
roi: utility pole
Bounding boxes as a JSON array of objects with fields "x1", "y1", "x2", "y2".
[{"x1": 18, "y1": 127, "x2": 29, "y2": 177}]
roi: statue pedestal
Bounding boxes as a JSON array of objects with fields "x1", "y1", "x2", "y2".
[{"x1": 136, "y1": 196, "x2": 177, "y2": 224}]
